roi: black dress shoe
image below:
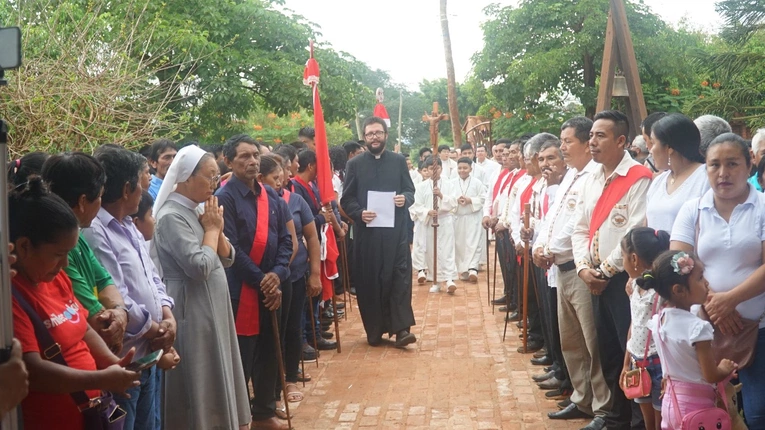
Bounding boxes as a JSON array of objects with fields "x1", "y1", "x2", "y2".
[
  {"x1": 530, "y1": 355, "x2": 553, "y2": 366},
  {"x1": 350, "y1": 287, "x2": 357, "y2": 296},
  {"x1": 547, "y1": 403, "x2": 592, "y2": 420},
  {"x1": 335, "y1": 302, "x2": 345, "y2": 310},
  {"x1": 579, "y1": 417, "x2": 606, "y2": 430},
  {"x1": 394, "y1": 330, "x2": 416, "y2": 348},
  {"x1": 505, "y1": 311, "x2": 520, "y2": 322},
  {"x1": 545, "y1": 387, "x2": 573, "y2": 400},
  {"x1": 314, "y1": 338, "x2": 337, "y2": 351},
  {"x1": 491, "y1": 295, "x2": 508, "y2": 305},
  {"x1": 321, "y1": 330, "x2": 334, "y2": 339},
  {"x1": 516, "y1": 338, "x2": 544, "y2": 353}
]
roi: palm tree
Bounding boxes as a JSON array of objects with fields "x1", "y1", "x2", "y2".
[{"x1": 440, "y1": 0, "x2": 462, "y2": 146}]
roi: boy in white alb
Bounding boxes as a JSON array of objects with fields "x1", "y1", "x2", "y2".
[
  {"x1": 412, "y1": 161, "x2": 432, "y2": 283},
  {"x1": 453, "y1": 157, "x2": 487, "y2": 282},
  {"x1": 410, "y1": 156, "x2": 459, "y2": 294}
]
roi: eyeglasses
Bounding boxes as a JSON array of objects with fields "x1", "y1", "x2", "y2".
[
  {"x1": 198, "y1": 174, "x2": 221, "y2": 186},
  {"x1": 364, "y1": 131, "x2": 386, "y2": 139}
]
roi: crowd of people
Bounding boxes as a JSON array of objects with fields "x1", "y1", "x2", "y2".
[
  {"x1": 0, "y1": 117, "x2": 419, "y2": 430},
  {"x1": 445, "y1": 110, "x2": 764, "y2": 430},
  {"x1": 1, "y1": 107, "x2": 765, "y2": 430}
]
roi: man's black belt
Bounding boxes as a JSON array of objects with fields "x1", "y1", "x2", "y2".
[{"x1": 558, "y1": 260, "x2": 576, "y2": 273}]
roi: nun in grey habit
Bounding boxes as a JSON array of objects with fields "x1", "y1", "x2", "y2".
[{"x1": 153, "y1": 145, "x2": 251, "y2": 430}]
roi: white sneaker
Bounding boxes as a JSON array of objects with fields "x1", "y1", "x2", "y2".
[
  {"x1": 417, "y1": 270, "x2": 427, "y2": 284},
  {"x1": 446, "y1": 281, "x2": 457, "y2": 295},
  {"x1": 429, "y1": 284, "x2": 441, "y2": 293},
  {"x1": 459, "y1": 272, "x2": 469, "y2": 281},
  {"x1": 468, "y1": 269, "x2": 478, "y2": 283}
]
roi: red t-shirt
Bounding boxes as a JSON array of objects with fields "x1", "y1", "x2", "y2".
[{"x1": 13, "y1": 271, "x2": 99, "y2": 430}]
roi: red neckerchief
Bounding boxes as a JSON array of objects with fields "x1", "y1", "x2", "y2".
[
  {"x1": 235, "y1": 185, "x2": 269, "y2": 336},
  {"x1": 292, "y1": 176, "x2": 319, "y2": 209},
  {"x1": 588, "y1": 164, "x2": 652, "y2": 246}
]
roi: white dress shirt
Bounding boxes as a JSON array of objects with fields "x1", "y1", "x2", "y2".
[
  {"x1": 534, "y1": 160, "x2": 598, "y2": 265},
  {"x1": 572, "y1": 151, "x2": 651, "y2": 276}
]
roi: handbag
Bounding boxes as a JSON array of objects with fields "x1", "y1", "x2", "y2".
[
  {"x1": 668, "y1": 376, "x2": 731, "y2": 430},
  {"x1": 622, "y1": 294, "x2": 658, "y2": 400},
  {"x1": 694, "y1": 203, "x2": 762, "y2": 369},
  {"x1": 12, "y1": 287, "x2": 127, "y2": 430}
]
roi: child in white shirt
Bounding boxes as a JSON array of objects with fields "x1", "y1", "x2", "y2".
[{"x1": 637, "y1": 251, "x2": 737, "y2": 429}]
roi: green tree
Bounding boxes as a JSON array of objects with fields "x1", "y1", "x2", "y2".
[{"x1": 473, "y1": 0, "x2": 708, "y2": 119}]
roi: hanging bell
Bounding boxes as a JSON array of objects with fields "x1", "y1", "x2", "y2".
[{"x1": 613, "y1": 75, "x2": 629, "y2": 97}]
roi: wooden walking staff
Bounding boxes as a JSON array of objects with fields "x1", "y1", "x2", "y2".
[
  {"x1": 521, "y1": 203, "x2": 531, "y2": 353},
  {"x1": 307, "y1": 300, "x2": 319, "y2": 368},
  {"x1": 270, "y1": 311, "x2": 292, "y2": 430},
  {"x1": 422, "y1": 102, "x2": 448, "y2": 289},
  {"x1": 486, "y1": 229, "x2": 491, "y2": 307}
]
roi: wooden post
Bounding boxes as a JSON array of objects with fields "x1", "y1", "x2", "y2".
[
  {"x1": 596, "y1": 0, "x2": 648, "y2": 139},
  {"x1": 397, "y1": 90, "x2": 403, "y2": 148},
  {"x1": 521, "y1": 203, "x2": 531, "y2": 353}
]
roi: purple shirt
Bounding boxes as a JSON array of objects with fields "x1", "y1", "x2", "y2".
[{"x1": 83, "y1": 207, "x2": 173, "y2": 357}]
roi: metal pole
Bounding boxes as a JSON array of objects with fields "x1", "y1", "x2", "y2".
[
  {"x1": 0, "y1": 68, "x2": 20, "y2": 430},
  {"x1": 397, "y1": 90, "x2": 403, "y2": 148}
]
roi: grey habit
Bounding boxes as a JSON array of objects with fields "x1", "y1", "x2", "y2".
[{"x1": 154, "y1": 195, "x2": 251, "y2": 429}]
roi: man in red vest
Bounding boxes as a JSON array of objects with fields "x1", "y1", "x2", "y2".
[{"x1": 571, "y1": 110, "x2": 651, "y2": 430}]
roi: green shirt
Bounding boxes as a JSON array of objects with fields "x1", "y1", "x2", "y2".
[{"x1": 65, "y1": 234, "x2": 115, "y2": 319}]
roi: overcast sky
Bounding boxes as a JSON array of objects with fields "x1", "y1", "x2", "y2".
[{"x1": 281, "y1": 0, "x2": 722, "y2": 89}]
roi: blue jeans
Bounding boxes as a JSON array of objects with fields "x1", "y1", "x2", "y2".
[
  {"x1": 115, "y1": 365, "x2": 161, "y2": 430},
  {"x1": 739, "y1": 327, "x2": 765, "y2": 428},
  {"x1": 630, "y1": 354, "x2": 663, "y2": 410}
]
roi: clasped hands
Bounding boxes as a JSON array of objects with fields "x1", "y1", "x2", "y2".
[{"x1": 702, "y1": 292, "x2": 743, "y2": 336}]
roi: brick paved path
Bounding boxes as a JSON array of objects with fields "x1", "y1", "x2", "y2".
[{"x1": 289, "y1": 249, "x2": 587, "y2": 429}]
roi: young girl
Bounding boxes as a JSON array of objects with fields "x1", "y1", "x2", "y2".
[
  {"x1": 620, "y1": 227, "x2": 670, "y2": 430},
  {"x1": 636, "y1": 250, "x2": 738, "y2": 429}
]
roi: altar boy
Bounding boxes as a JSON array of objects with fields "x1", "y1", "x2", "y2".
[
  {"x1": 453, "y1": 157, "x2": 486, "y2": 282},
  {"x1": 410, "y1": 156, "x2": 459, "y2": 294}
]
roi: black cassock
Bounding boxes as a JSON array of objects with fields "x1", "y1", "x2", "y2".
[{"x1": 341, "y1": 150, "x2": 416, "y2": 342}]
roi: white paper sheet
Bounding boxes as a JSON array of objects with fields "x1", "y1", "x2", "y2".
[{"x1": 367, "y1": 191, "x2": 396, "y2": 228}]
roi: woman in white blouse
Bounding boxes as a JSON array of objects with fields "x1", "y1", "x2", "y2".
[
  {"x1": 670, "y1": 133, "x2": 765, "y2": 428},
  {"x1": 646, "y1": 113, "x2": 709, "y2": 232}
]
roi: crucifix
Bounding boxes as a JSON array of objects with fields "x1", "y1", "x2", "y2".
[
  {"x1": 423, "y1": 102, "x2": 449, "y2": 155},
  {"x1": 596, "y1": 0, "x2": 647, "y2": 139}
]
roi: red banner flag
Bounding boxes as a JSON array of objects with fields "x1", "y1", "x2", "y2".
[{"x1": 303, "y1": 41, "x2": 334, "y2": 205}]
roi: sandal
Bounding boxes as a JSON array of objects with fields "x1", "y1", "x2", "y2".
[
  {"x1": 285, "y1": 383, "x2": 304, "y2": 403},
  {"x1": 274, "y1": 400, "x2": 293, "y2": 420}
]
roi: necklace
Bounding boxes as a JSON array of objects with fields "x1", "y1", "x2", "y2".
[
  {"x1": 669, "y1": 174, "x2": 676, "y2": 185},
  {"x1": 459, "y1": 177, "x2": 472, "y2": 195}
]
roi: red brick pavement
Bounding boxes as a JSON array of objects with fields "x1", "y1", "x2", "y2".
[{"x1": 288, "y1": 248, "x2": 588, "y2": 429}]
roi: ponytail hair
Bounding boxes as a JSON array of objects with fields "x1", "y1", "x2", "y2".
[
  {"x1": 635, "y1": 250, "x2": 695, "y2": 301},
  {"x1": 7, "y1": 152, "x2": 49, "y2": 187},
  {"x1": 621, "y1": 227, "x2": 670, "y2": 265},
  {"x1": 9, "y1": 176, "x2": 78, "y2": 246}
]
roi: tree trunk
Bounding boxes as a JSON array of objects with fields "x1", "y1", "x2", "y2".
[{"x1": 440, "y1": 0, "x2": 462, "y2": 147}]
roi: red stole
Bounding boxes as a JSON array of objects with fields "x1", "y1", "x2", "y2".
[
  {"x1": 282, "y1": 189, "x2": 292, "y2": 204},
  {"x1": 292, "y1": 176, "x2": 319, "y2": 209},
  {"x1": 235, "y1": 188, "x2": 270, "y2": 336},
  {"x1": 588, "y1": 165, "x2": 652, "y2": 246},
  {"x1": 543, "y1": 193, "x2": 550, "y2": 216}
]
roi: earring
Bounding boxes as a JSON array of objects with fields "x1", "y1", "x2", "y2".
[{"x1": 667, "y1": 155, "x2": 671, "y2": 167}]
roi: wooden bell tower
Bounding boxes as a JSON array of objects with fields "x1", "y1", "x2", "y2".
[{"x1": 596, "y1": 0, "x2": 647, "y2": 139}]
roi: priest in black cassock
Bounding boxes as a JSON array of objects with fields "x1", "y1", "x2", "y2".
[{"x1": 340, "y1": 116, "x2": 417, "y2": 348}]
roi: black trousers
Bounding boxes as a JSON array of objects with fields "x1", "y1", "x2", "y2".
[
  {"x1": 592, "y1": 271, "x2": 641, "y2": 430},
  {"x1": 537, "y1": 274, "x2": 569, "y2": 386},
  {"x1": 235, "y1": 299, "x2": 278, "y2": 421},
  {"x1": 495, "y1": 231, "x2": 517, "y2": 304},
  {"x1": 273, "y1": 277, "x2": 304, "y2": 390}
]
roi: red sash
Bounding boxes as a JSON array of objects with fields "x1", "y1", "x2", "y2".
[
  {"x1": 588, "y1": 165, "x2": 652, "y2": 246},
  {"x1": 235, "y1": 188, "x2": 270, "y2": 336},
  {"x1": 491, "y1": 169, "x2": 511, "y2": 202},
  {"x1": 282, "y1": 189, "x2": 292, "y2": 204},
  {"x1": 505, "y1": 169, "x2": 526, "y2": 195},
  {"x1": 543, "y1": 193, "x2": 549, "y2": 216},
  {"x1": 519, "y1": 177, "x2": 538, "y2": 210},
  {"x1": 292, "y1": 176, "x2": 319, "y2": 209}
]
